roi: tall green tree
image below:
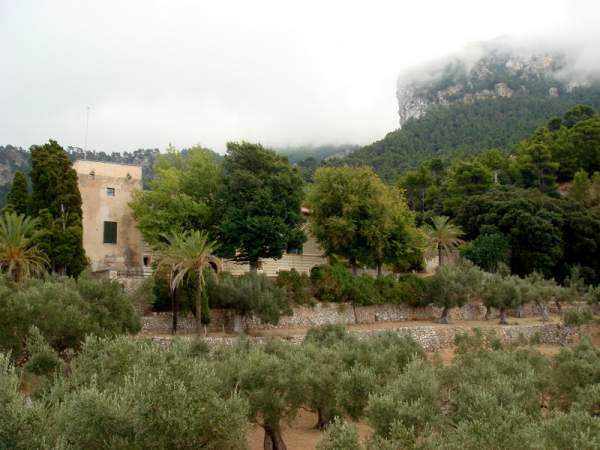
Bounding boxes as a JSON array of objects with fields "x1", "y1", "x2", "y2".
[
  {"x1": 5, "y1": 172, "x2": 30, "y2": 215},
  {"x1": 130, "y1": 145, "x2": 221, "y2": 245},
  {"x1": 570, "y1": 169, "x2": 591, "y2": 204},
  {"x1": 308, "y1": 166, "x2": 419, "y2": 274},
  {"x1": 516, "y1": 142, "x2": 558, "y2": 194},
  {"x1": 444, "y1": 160, "x2": 493, "y2": 212},
  {"x1": 0, "y1": 212, "x2": 48, "y2": 284},
  {"x1": 215, "y1": 142, "x2": 305, "y2": 271},
  {"x1": 456, "y1": 187, "x2": 564, "y2": 277},
  {"x1": 29, "y1": 140, "x2": 87, "y2": 276}
]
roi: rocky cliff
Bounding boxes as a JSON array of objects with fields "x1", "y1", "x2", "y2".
[{"x1": 397, "y1": 47, "x2": 590, "y2": 126}]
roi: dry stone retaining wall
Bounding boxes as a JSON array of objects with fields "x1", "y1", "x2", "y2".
[
  {"x1": 141, "y1": 301, "x2": 564, "y2": 335},
  {"x1": 150, "y1": 323, "x2": 580, "y2": 352}
]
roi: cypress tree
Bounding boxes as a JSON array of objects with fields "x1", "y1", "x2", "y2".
[
  {"x1": 29, "y1": 140, "x2": 87, "y2": 276},
  {"x1": 6, "y1": 171, "x2": 31, "y2": 215}
]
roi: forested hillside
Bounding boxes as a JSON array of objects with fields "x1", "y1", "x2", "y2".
[
  {"x1": 0, "y1": 146, "x2": 161, "y2": 207},
  {"x1": 337, "y1": 85, "x2": 600, "y2": 181}
]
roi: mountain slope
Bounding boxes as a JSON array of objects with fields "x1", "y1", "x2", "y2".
[
  {"x1": 342, "y1": 86, "x2": 600, "y2": 181},
  {"x1": 337, "y1": 44, "x2": 600, "y2": 181}
]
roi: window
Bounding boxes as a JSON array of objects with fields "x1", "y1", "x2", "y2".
[
  {"x1": 143, "y1": 256, "x2": 151, "y2": 267},
  {"x1": 103, "y1": 221, "x2": 117, "y2": 244},
  {"x1": 106, "y1": 187, "x2": 115, "y2": 197},
  {"x1": 286, "y1": 244, "x2": 303, "y2": 255}
]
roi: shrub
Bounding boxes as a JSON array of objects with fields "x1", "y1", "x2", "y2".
[
  {"x1": 310, "y1": 264, "x2": 355, "y2": 303},
  {"x1": 56, "y1": 349, "x2": 249, "y2": 450},
  {"x1": 23, "y1": 327, "x2": 63, "y2": 377},
  {"x1": 311, "y1": 264, "x2": 416, "y2": 305},
  {"x1": 367, "y1": 359, "x2": 441, "y2": 439},
  {"x1": 395, "y1": 274, "x2": 430, "y2": 307},
  {"x1": 0, "y1": 353, "x2": 45, "y2": 450},
  {"x1": 562, "y1": 307, "x2": 594, "y2": 326},
  {"x1": 206, "y1": 271, "x2": 291, "y2": 325},
  {"x1": 316, "y1": 417, "x2": 362, "y2": 450},
  {"x1": 0, "y1": 277, "x2": 140, "y2": 361},
  {"x1": 276, "y1": 269, "x2": 314, "y2": 305},
  {"x1": 304, "y1": 323, "x2": 350, "y2": 347}
]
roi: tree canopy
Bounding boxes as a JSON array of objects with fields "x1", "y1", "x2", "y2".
[{"x1": 214, "y1": 142, "x2": 305, "y2": 270}]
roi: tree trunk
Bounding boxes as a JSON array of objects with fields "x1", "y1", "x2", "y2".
[
  {"x1": 249, "y1": 259, "x2": 259, "y2": 273},
  {"x1": 263, "y1": 425, "x2": 287, "y2": 450},
  {"x1": 438, "y1": 246, "x2": 443, "y2": 268},
  {"x1": 377, "y1": 263, "x2": 382, "y2": 277},
  {"x1": 485, "y1": 306, "x2": 490, "y2": 321},
  {"x1": 196, "y1": 271, "x2": 203, "y2": 335},
  {"x1": 540, "y1": 303, "x2": 550, "y2": 322},
  {"x1": 171, "y1": 287, "x2": 178, "y2": 334},
  {"x1": 315, "y1": 408, "x2": 332, "y2": 430},
  {"x1": 439, "y1": 305, "x2": 450, "y2": 324},
  {"x1": 350, "y1": 257, "x2": 358, "y2": 275},
  {"x1": 517, "y1": 305, "x2": 523, "y2": 318},
  {"x1": 499, "y1": 308, "x2": 508, "y2": 325}
]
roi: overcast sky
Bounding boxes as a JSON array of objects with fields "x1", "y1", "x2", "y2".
[{"x1": 0, "y1": 0, "x2": 597, "y2": 153}]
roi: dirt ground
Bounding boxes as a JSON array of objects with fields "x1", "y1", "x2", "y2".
[{"x1": 247, "y1": 410, "x2": 372, "y2": 450}]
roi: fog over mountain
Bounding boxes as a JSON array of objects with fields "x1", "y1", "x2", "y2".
[{"x1": 0, "y1": 0, "x2": 599, "y2": 154}]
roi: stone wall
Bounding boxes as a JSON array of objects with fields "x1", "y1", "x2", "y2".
[
  {"x1": 149, "y1": 323, "x2": 580, "y2": 352},
  {"x1": 141, "y1": 301, "x2": 567, "y2": 335}
]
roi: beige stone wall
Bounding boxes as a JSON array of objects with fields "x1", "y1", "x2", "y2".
[{"x1": 74, "y1": 160, "x2": 144, "y2": 272}]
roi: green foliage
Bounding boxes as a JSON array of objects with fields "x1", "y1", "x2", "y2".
[
  {"x1": 561, "y1": 307, "x2": 594, "y2": 326},
  {"x1": 422, "y1": 215, "x2": 464, "y2": 265},
  {"x1": 275, "y1": 269, "x2": 313, "y2": 305},
  {"x1": 5, "y1": 172, "x2": 30, "y2": 215},
  {"x1": 0, "y1": 353, "x2": 45, "y2": 450},
  {"x1": 426, "y1": 262, "x2": 483, "y2": 322},
  {"x1": 516, "y1": 141, "x2": 558, "y2": 193},
  {"x1": 460, "y1": 229, "x2": 509, "y2": 272},
  {"x1": 153, "y1": 229, "x2": 219, "y2": 333},
  {"x1": 316, "y1": 417, "x2": 362, "y2": 450},
  {"x1": 29, "y1": 140, "x2": 87, "y2": 277},
  {"x1": 456, "y1": 187, "x2": 564, "y2": 276},
  {"x1": 129, "y1": 145, "x2": 221, "y2": 245},
  {"x1": 0, "y1": 211, "x2": 48, "y2": 284},
  {"x1": 56, "y1": 343, "x2": 248, "y2": 450},
  {"x1": 205, "y1": 271, "x2": 290, "y2": 325},
  {"x1": 337, "y1": 90, "x2": 600, "y2": 181},
  {"x1": 309, "y1": 264, "x2": 431, "y2": 306},
  {"x1": 308, "y1": 166, "x2": 421, "y2": 271},
  {"x1": 367, "y1": 359, "x2": 441, "y2": 440},
  {"x1": 23, "y1": 327, "x2": 63, "y2": 377},
  {"x1": 215, "y1": 141, "x2": 305, "y2": 267},
  {"x1": 570, "y1": 169, "x2": 592, "y2": 203},
  {"x1": 549, "y1": 337, "x2": 600, "y2": 409},
  {"x1": 0, "y1": 276, "x2": 140, "y2": 361},
  {"x1": 480, "y1": 273, "x2": 524, "y2": 324},
  {"x1": 304, "y1": 323, "x2": 350, "y2": 347}
]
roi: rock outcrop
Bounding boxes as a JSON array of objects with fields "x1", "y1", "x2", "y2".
[{"x1": 396, "y1": 48, "x2": 586, "y2": 126}]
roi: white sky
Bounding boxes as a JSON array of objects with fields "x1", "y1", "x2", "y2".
[{"x1": 0, "y1": 0, "x2": 596, "y2": 153}]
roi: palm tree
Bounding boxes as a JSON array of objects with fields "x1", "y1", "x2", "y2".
[
  {"x1": 423, "y1": 216, "x2": 464, "y2": 268},
  {"x1": 154, "y1": 230, "x2": 219, "y2": 335},
  {"x1": 0, "y1": 212, "x2": 48, "y2": 285}
]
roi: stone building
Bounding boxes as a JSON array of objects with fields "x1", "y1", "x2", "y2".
[{"x1": 74, "y1": 160, "x2": 145, "y2": 274}]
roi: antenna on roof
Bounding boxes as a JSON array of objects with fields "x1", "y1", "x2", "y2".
[{"x1": 84, "y1": 106, "x2": 90, "y2": 159}]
